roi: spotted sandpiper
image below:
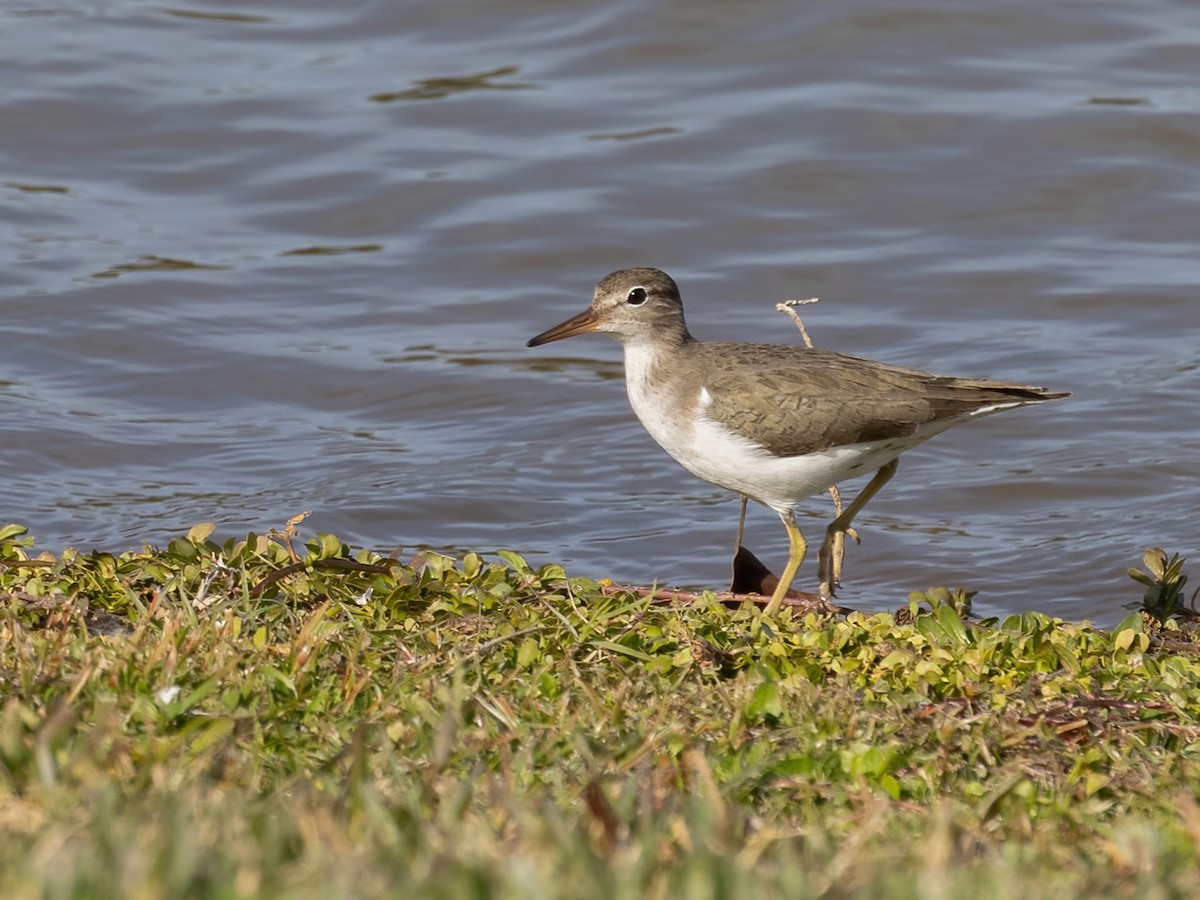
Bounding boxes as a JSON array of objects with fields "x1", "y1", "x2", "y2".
[{"x1": 528, "y1": 268, "x2": 1069, "y2": 615}]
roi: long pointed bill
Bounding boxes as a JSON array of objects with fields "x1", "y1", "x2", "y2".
[{"x1": 527, "y1": 308, "x2": 599, "y2": 347}]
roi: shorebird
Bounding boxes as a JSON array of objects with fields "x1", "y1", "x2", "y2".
[{"x1": 528, "y1": 268, "x2": 1068, "y2": 615}]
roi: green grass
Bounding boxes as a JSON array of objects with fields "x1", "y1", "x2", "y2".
[{"x1": 1, "y1": 522, "x2": 1199, "y2": 898}]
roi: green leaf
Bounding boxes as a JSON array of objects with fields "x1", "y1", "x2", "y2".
[
  {"x1": 746, "y1": 681, "x2": 783, "y2": 724},
  {"x1": 977, "y1": 774, "x2": 1026, "y2": 821},
  {"x1": 0, "y1": 524, "x2": 30, "y2": 542},
  {"x1": 260, "y1": 667, "x2": 297, "y2": 696},
  {"x1": 590, "y1": 640, "x2": 652, "y2": 662},
  {"x1": 319, "y1": 532, "x2": 342, "y2": 559},
  {"x1": 179, "y1": 678, "x2": 222, "y2": 710},
  {"x1": 935, "y1": 605, "x2": 969, "y2": 643},
  {"x1": 516, "y1": 637, "x2": 541, "y2": 668},
  {"x1": 497, "y1": 550, "x2": 530, "y2": 573},
  {"x1": 878, "y1": 774, "x2": 901, "y2": 800},
  {"x1": 1143, "y1": 548, "x2": 1167, "y2": 577},
  {"x1": 187, "y1": 522, "x2": 217, "y2": 544},
  {"x1": 917, "y1": 605, "x2": 969, "y2": 644},
  {"x1": 188, "y1": 718, "x2": 235, "y2": 755},
  {"x1": 1113, "y1": 612, "x2": 1144, "y2": 634},
  {"x1": 1127, "y1": 569, "x2": 1154, "y2": 587}
]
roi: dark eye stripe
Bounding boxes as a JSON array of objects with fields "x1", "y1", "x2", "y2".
[{"x1": 626, "y1": 287, "x2": 647, "y2": 306}]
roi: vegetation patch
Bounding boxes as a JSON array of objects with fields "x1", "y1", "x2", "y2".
[{"x1": 1, "y1": 522, "x2": 1198, "y2": 898}]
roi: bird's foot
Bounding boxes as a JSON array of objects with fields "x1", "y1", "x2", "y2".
[{"x1": 817, "y1": 524, "x2": 860, "y2": 598}]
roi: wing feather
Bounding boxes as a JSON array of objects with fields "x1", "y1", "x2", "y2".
[{"x1": 698, "y1": 345, "x2": 1065, "y2": 457}]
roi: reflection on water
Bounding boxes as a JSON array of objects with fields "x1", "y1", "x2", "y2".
[{"x1": 369, "y1": 66, "x2": 539, "y2": 103}]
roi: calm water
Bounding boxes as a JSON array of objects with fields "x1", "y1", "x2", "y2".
[{"x1": 2, "y1": 1, "x2": 1197, "y2": 625}]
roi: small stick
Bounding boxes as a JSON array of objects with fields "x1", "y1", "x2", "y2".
[
  {"x1": 774, "y1": 297, "x2": 820, "y2": 349},
  {"x1": 599, "y1": 582, "x2": 854, "y2": 615}
]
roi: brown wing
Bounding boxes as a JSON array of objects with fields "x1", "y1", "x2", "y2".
[{"x1": 698, "y1": 344, "x2": 1067, "y2": 457}]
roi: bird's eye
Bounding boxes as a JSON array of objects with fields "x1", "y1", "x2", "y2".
[{"x1": 626, "y1": 287, "x2": 648, "y2": 306}]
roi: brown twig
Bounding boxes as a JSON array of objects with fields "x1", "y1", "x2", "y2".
[
  {"x1": 774, "y1": 297, "x2": 820, "y2": 348},
  {"x1": 248, "y1": 557, "x2": 406, "y2": 598},
  {"x1": 268, "y1": 510, "x2": 313, "y2": 564},
  {"x1": 598, "y1": 582, "x2": 854, "y2": 616}
]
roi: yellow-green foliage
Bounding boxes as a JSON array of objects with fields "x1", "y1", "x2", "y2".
[{"x1": 1, "y1": 523, "x2": 1198, "y2": 898}]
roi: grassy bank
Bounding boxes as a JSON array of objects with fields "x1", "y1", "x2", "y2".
[{"x1": 1, "y1": 522, "x2": 1198, "y2": 898}]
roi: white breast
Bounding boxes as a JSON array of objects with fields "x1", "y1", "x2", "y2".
[{"x1": 622, "y1": 343, "x2": 700, "y2": 464}]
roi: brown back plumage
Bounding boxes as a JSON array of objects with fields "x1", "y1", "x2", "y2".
[{"x1": 696, "y1": 343, "x2": 1069, "y2": 456}]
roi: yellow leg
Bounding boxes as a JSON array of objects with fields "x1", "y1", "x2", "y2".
[
  {"x1": 764, "y1": 510, "x2": 807, "y2": 616},
  {"x1": 818, "y1": 460, "x2": 899, "y2": 598}
]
